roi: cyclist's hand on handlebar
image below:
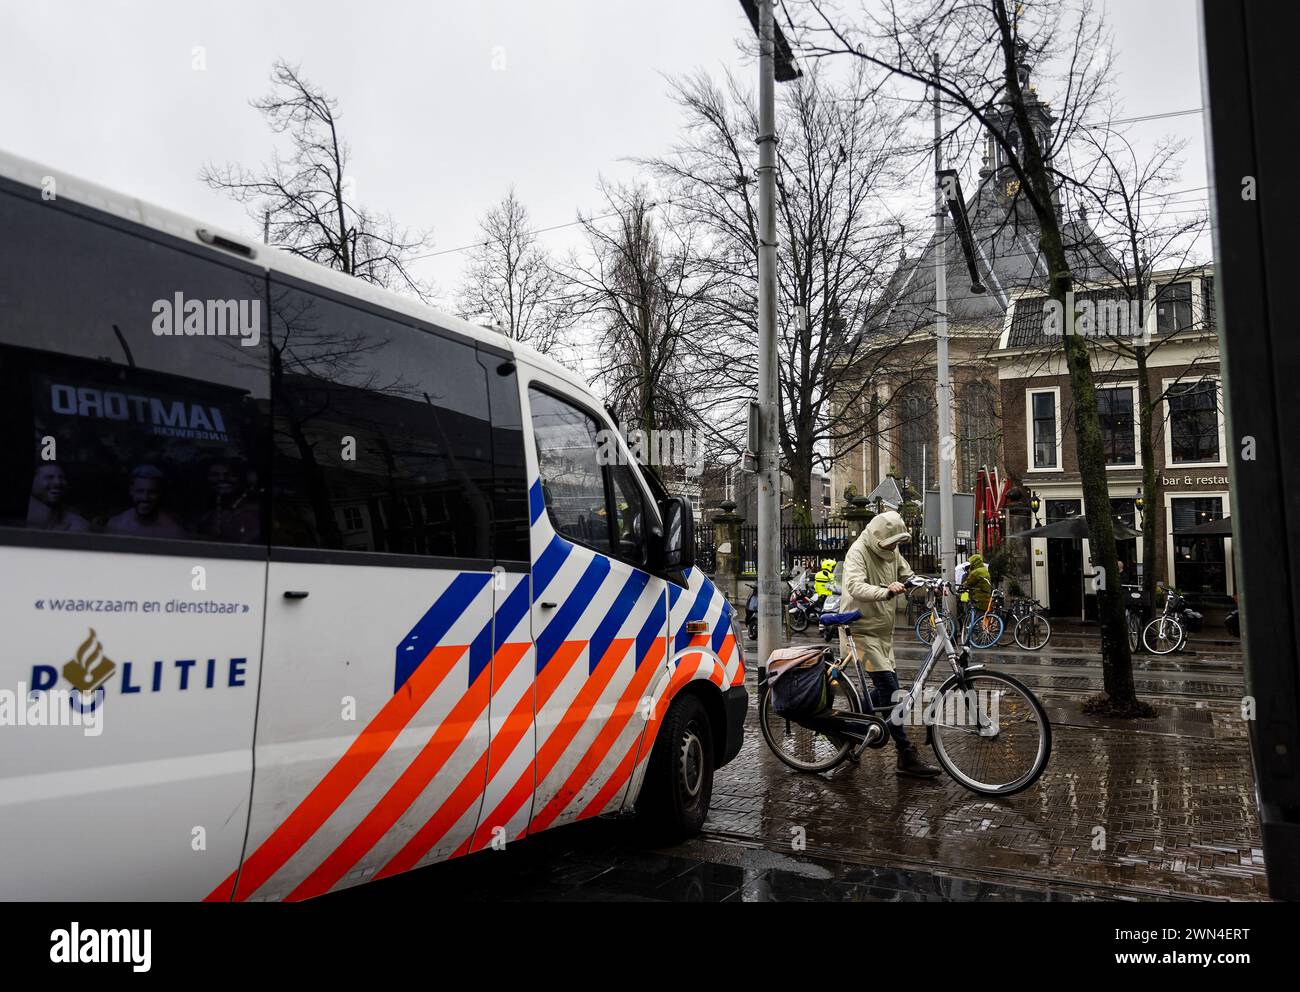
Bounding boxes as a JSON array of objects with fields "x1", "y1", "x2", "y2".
[{"x1": 887, "y1": 581, "x2": 907, "y2": 597}]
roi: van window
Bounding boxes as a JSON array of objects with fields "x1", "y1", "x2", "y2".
[
  {"x1": 0, "y1": 186, "x2": 269, "y2": 544},
  {"x1": 269, "y1": 283, "x2": 495, "y2": 560},
  {"x1": 608, "y1": 461, "x2": 647, "y2": 565},
  {"x1": 529, "y1": 388, "x2": 613, "y2": 554},
  {"x1": 480, "y1": 352, "x2": 530, "y2": 562}
]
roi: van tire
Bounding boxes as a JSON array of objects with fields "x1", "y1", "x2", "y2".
[{"x1": 639, "y1": 693, "x2": 714, "y2": 840}]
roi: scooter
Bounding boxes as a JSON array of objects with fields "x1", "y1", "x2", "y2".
[{"x1": 787, "y1": 585, "x2": 819, "y2": 633}]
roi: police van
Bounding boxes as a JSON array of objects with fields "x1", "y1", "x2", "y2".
[{"x1": 0, "y1": 150, "x2": 747, "y2": 901}]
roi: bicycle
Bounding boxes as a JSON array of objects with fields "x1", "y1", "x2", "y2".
[
  {"x1": 917, "y1": 588, "x2": 1004, "y2": 649},
  {"x1": 1009, "y1": 596, "x2": 1052, "y2": 651},
  {"x1": 1121, "y1": 583, "x2": 1145, "y2": 653},
  {"x1": 1142, "y1": 588, "x2": 1187, "y2": 656},
  {"x1": 761, "y1": 576, "x2": 1052, "y2": 796}
]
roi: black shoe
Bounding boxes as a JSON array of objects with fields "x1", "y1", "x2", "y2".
[{"x1": 896, "y1": 744, "x2": 942, "y2": 778}]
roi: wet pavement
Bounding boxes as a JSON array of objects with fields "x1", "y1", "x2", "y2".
[
  {"x1": 334, "y1": 627, "x2": 1267, "y2": 902},
  {"x1": 334, "y1": 816, "x2": 1100, "y2": 902},
  {"x1": 708, "y1": 628, "x2": 1268, "y2": 901}
]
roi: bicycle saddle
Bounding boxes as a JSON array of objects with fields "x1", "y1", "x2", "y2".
[{"x1": 819, "y1": 610, "x2": 861, "y2": 627}]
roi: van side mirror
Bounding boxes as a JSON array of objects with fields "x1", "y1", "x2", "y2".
[{"x1": 660, "y1": 495, "x2": 695, "y2": 571}]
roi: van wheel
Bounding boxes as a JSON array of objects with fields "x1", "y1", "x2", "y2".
[{"x1": 639, "y1": 693, "x2": 714, "y2": 840}]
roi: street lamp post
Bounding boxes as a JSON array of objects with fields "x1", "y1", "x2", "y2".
[{"x1": 740, "y1": 0, "x2": 800, "y2": 671}]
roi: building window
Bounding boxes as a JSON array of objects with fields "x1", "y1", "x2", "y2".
[
  {"x1": 897, "y1": 383, "x2": 935, "y2": 494},
  {"x1": 1168, "y1": 379, "x2": 1220, "y2": 464},
  {"x1": 1110, "y1": 498, "x2": 1139, "y2": 576},
  {"x1": 1097, "y1": 386, "x2": 1136, "y2": 465},
  {"x1": 1171, "y1": 496, "x2": 1227, "y2": 595},
  {"x1": 957, "y1": 381, "x2": 999, "y2": 493},
  {"x1": 1029, "y1": 390, "x2": 1058, "y2": 469},
  {"x1": 1046, "y1": 499, "x2": 1081, "y2": 524},
  {"x1": 341, "y1": 506, "x2": 364, "y2": 532},
  {"x1": 1156, "y1": 281, "x2": 1193, "y2": 334}
]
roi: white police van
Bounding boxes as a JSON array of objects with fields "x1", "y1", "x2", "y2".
[{"x1": 0, "y1": 150, "x2": 747, "y2": 901}]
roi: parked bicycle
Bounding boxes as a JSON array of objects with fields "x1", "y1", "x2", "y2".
[
  {"x1": 1122, "y1": 583, "x2": 1145, "y2": 653},
  {"x1": 761, "y1": 576, "x2": 1051, "y2": 795},
  {"x1": 1143, "y1": 587, "x2": 1190, "y2": 655},
  {"x1": 1008, "y1": 595, "x2": 1052, "y2": 651},
  {"x1": 916, "y1": 591, "x2": 1003, "y2": 649}
]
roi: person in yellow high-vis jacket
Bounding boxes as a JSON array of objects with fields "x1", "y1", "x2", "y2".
[{"x1": 841, "y1": 511, "x2": 940, "y2": 778}]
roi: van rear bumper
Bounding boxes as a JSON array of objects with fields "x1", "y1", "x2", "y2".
[{"x1": 718, "y1": 684, "x2": 749, "y2": 768}]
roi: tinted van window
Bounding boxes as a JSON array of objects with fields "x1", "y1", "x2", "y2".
[
  {"x1": 528, "y1": 388, "x2": 612, "y2": 554},
  {"x1": 0, "y1": 185, "x2": 268, "y2": 544},
  {"x1": 480, "y1": 353, "x2": 530, "y2": 562},
  {"x1": 270, "y1": 281, "x2": 495, "y2": 560}
]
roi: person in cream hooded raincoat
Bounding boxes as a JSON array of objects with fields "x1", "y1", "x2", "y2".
[{"x1": 841, "y1": 510, "x2": 941, "y2": 777}]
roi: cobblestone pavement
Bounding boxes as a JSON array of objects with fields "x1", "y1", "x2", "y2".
[
  {"x1": 713, "y1": 632, "x2": 1267, "y2": 901},
  {"x1": 334, "y1": 631, "x2": 1267, "y2": 902}
]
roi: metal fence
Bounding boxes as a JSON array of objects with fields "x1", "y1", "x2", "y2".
[
  {"x1": 697, "y1": 519, "x2": 968, "y2": 577},
  {"x1": 707, "y1": 522, "x2": 856, "y2": 574}
]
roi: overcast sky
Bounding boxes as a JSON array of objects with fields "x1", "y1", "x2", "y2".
[{"x1": 1, "y1": 0, "x2": 1208, "y2": 299}]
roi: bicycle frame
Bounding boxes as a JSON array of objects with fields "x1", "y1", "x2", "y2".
[{"x1": 832, "y1": 609, "x2": 984, "y2": 733}]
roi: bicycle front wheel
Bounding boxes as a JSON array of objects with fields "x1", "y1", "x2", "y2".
[
  {"x1": 759, "y1": 676, "x2": 860, "y2": 774},
  {"x1": 1143, "y1": 617, "x2": 1183, "y2": 655},
  {"x1": 915, "y1": 609, "x2": 955, "y2": 645},
  {"x1": 929, "y1": 670, "x2": 1052, "y2": 796},
  {"x1": 1014, "y1": 613, "x2": 1052, "y2": 651},
  {"x1": 968, "y1": 612, "x2": 1004, "y2": 649},
  {"x1": 1127, "y1": 612, "x2": 1142, "y2": 653}
]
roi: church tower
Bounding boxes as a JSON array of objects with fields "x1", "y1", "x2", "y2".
[{"x1": 984, "y1": 39, "x2": 1055, "y2": 201}]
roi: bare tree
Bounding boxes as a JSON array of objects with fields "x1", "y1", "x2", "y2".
[
  {"x1": 639, "y1": 63, "x2": 920, "y2": 521},
  {"x1": 564, "y1": 182, "x2": 720, "y2": 450},
  {"x1": 456, "y1": 188, "x2": 565, "y2": 354},
  {"x1": 1074, "y1": 132, "x2": 1213, "y2": 613},
  {"x1": 202, "y1": 60, "x2": 433, "y2": 300},
  {"x1": 798, "y1": 0, "x2": 1149, "y2": 714}
]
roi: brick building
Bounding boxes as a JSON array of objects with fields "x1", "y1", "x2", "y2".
[{"x1": 995, "y1": 270, "x2": 1228, "y2": 616}]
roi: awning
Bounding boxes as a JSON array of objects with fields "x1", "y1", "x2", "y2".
[
  {"x1": 1173, "y1": 514, "x2": 1233, "y2": 537},
  {"x1": 1011, "y1": 515, "x2": 1141, "y2": 540}
]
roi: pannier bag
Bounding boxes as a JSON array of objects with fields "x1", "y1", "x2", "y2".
[{"x1": 767, "y1": 645, "x2": 831, "y2": 718}]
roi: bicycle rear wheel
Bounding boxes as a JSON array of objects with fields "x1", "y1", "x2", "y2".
[
  {"x1": 1014, "y1": 613, "x2": 1051, "y2": 650},
  {"x1": 929, "y1": 670, "x2": 1051, "y2": 796},
  {"x1": 759, "y1": 675, "x2": 860, "y2": 774},
  {"x1": 968, "y1": 612, "x2": 1004, "y2": 649},
  {"x1": 1127, "y1": 612, "x2": 1142, "y2": 652}
]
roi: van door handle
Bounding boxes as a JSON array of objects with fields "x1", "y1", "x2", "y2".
[
  {"x1": 283, "y1": 590, "x2": 310, "y2": 600},
  {"x1": 540, "y1": 602, "x2": 557, "y2": 610}
]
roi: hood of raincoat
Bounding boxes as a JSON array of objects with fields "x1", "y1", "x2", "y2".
[
  {"x1": 865, "y1": 511, "x2": 911, "y2": 561},
  {"x1": 968, "y1": 553, "x2": 984, "y2": 569}
]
